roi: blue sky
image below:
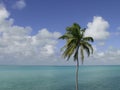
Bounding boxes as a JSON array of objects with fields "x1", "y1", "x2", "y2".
[{"x1": 0, "y1": 0, "x2": 120, "y2": 65}]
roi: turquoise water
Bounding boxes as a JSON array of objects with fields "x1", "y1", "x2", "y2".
[{"x1": 0, "y1": 65, "x2": 120, "y2": 90}]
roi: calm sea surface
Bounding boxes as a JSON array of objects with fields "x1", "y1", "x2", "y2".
[{"x1": 0, "y1": 65, "x2": 120, "y2": 90}]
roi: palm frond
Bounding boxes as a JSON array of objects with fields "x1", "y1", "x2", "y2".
[
  {"x1": 58, "y1": 33, "x2": 73, "y2": 39},
  {"x1": 83, "y1": 37, "x2": 94, "y2": 42},
  {"x1": 67, "y1": 38, "x2": 76, "y2": 46},
  {"x1": 82, "y1": 44, "x2": 90, "y2": 57},
  {"x1": 85, "y1": 42, "x2": 94, "y2": 54},
  {"x1": 80, "y1": 41, "x2": 94, "y2": 54},
  {"x1": 73, "y1": 23, "x2": 81, "y2": 30},
  {"x1": 62, "y1": 43, "x2": 76, "y2": 60}
]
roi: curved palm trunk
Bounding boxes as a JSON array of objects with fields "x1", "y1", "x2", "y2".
[{"x1": 76, "y1": 59, "x2": 79, "y2": 90}]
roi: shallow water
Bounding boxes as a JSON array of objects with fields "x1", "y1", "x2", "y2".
[{"x1": 0, "y1": 65, "x2": 120, "y2": 90}]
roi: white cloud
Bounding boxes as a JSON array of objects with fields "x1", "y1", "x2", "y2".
[
  {"x1": 13, "y1": 0, "x2": 26, "y2": 10},
  {"x1": 85, "y1": 16, "x2": 110, "y2": 40},
  {"x1": 40, "y1": 44, "x2": 55, "y2": 56},
  {"x1": 0, "y1": 4, "x2": 62, "y2": 65},
  {"x1": 84, "y1": 47, "x2": 120, "y2": 65},
  {"x1": 0, "y1": 4, "x2": 10, "y2": 22},
  {"x1": 0, "y1": 27, "x2": 61, "y2": 65}
]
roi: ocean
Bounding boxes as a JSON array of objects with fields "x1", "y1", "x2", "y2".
[{"x1": 0, "y1": 65, "x2": 120, "y2": 90}]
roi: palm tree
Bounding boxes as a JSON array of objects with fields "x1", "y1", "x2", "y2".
[{"x1": 59, "y1": 23, "x2": 94, "y2": 90}]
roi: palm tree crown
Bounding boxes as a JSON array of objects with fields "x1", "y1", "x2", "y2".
[{"x1": 59, "y1": 23, "x2": 94, "y2": 64}]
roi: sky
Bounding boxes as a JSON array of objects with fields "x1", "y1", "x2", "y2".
[{"x1": 0, "y1": 0, "x2": 120, "y2": 65}]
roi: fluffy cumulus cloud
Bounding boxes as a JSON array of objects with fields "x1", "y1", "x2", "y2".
[
  {"x1": 84, "y1": 47, "x2": 120, "y2": 65},
  {"x1": 0, "y1": 4, "x2": 62, "y2": 65},
  {"x1": 13, "y1": 0, "x2": 26, "y2": 10},
  {"x1": 85, "y1": 16, "x2": 110, "y2": 40}
]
